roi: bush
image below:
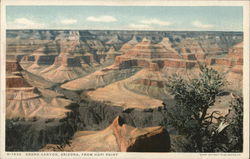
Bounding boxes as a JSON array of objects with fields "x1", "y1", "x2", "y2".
[{"x1": 166, "y1": 65, "x2": 225, "y2": 152}]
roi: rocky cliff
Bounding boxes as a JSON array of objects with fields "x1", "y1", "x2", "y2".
[
  {"x1": 6, "y1": 58, "x2": 73, "y2": 120},
  {"x1": 6, "y1": 60, "x2": 32, "y2": 88},
  {"x1": 62, "y1": 34, "x2": 243, "y2": 109},
  {"x1": 6, "y1": 59, "x2": 79, "y2": 151},
  {"x1": 40, "y1": 116, "x2": 171, "y2": 152},
  {"x1": 120, "y1": 35, "x2": 138, "y2": 53}
]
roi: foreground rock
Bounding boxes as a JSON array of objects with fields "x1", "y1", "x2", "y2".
[{"x1": 40, "y1": 116, "x2": 171, "y2": 152}]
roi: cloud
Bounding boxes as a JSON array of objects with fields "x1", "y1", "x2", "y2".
[
  {"x1": 86, "y1": 16, "x2": 117, "y2": 22},
  {"x1": 128, "y1": 24, "x2": 151, "y2": 29},
  {"x1": 12, "y1": 18, "x2": 45, "y2": 28},
  {"x1": 192, "y1": 20, "x2": 214, "y2": 29},
  {"x1": 61, "y1": 19, "x2": 77, "y2": 25},
  {"x1": 140, "y1": 19, "x2": 172, "y2": 26}
]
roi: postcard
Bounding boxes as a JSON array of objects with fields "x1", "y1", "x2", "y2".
[{"x1": 0, "y1": 0, "x2": 249, "y2": 159}]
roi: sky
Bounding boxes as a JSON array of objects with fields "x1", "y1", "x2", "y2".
[{"x1": 6, "y1": 6, "x2": 243, "y2": 31}]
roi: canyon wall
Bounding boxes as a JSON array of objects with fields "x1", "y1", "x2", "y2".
[{"x1": 6, "y1": 30, "x2": 243, "y2": 152}]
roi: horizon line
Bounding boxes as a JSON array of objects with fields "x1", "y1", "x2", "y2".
[{"x1": 6, "y1": 29, "x2": 243, "y2": 33}]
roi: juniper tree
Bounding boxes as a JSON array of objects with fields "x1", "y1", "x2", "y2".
[
  {"x1": 225, "y1": 95, "x2": 243, "y2": 152},
  {"x1": 166, "y1": 65, "x2": 225, "y2": 152}
]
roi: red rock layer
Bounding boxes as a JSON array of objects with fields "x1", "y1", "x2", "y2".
[
  {"x1": 116, "y1": 38, "x2": 199, "y2": 69},
  {"x1": 228, "y1": 42, "x2": 243, "y2": 74},
  {"x1": 6, "y1": 76, "x2": 32, "y2": 88},
  {"x1": 125, "y1": 38, "x2": 180, "y2": 59},
  {"x1": 148, "y1": 63, "x2": 160, "y2": 71},
  {"x1": 6, "y1": 60, "x2": 32, "y2": 88},
  {"x1": 228, "y1": 42, "x2": 243, "y2": 65},
  {"x1": 6, "y1": 61, "x2": 23, "y2": 73},
  {"x1": 206, "y1": 58, "x2": 233, "y2": 67},
  {"x1": 231, "y1": 65, "x2": 243, "y2": 74},
  {"x1": 206, "y1": 42, "x2": 243, "y2": 72},
  {"x1": 163, "y1": 59, "x2": 197, "y2": 68},
  {"x1": 178, "y1": 38, "x2": 205, "y2": 60}
]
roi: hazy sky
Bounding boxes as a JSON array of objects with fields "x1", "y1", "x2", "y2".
[{"x1": 6, "y1": 6, "x2": 243, "y2": 31}]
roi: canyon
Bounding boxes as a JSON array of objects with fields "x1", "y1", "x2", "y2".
[{"x1": 5, "y1": 30, "x2": 243, "y2": 152}]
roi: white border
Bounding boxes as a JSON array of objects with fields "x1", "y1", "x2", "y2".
[{"x1": 1, "y1": 1, "x2": 249, "y2": 159}]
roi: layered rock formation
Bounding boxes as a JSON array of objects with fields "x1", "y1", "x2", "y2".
[
  {"x1": 6, "y1": 87, "x2": 71, "y2": 119},
  {"x1": 22, "y1": 48, "x2": 88, "y2": 83},
  {"x1": 21, "y1": 47, "x2": 56, "y2": 73},
  {"x1": 86, "y1": 74, "x2": 164, "y2": 109},
  {"x1": 30, "y1": 47, "x2": 56, "y2": 65},
  {"x1": 120, "y1": 35, "x2": 138, "y2": 53},
  {"x1": 6, "y1": 30, "x2": 243, "y2": 152},
  {"x1": 40, "y1": 54, "x2": 87, "y2": 83},
  {"x1": 227, "y1": 42, "x2": 243, "y2": 69},
  {"x1": 106, "y1": 34, "x2": 123, "y2": 44},
  {"x1": 6, "y1": 60, "x2": 31, "y2": 88},
  {"x1": 61, "y1": 38, "x2": 173, "y2": 108},
  {"x1": 96, "y1": 46, "x2": 122, "y2": 64},
  {"x1": 63, "y1": 36, "x2": 243, "y2": 109},
  {"x1": 225, "y1": 42, "x2": 243, "y2": 91},
  {"x1": 16, "y1": 35, "x2": 111, "y2": 84},
  {"x1": 62, "y1": 38, "x2": 230, "y2": 109},
  {"x1": 104, "y1": 46, "x2": 121, "y2": 60},
  {"x1": 61, "y1": 65, "x2": 141, "y2": 91},
  {"x1": 115, "y1": 37, "x2": 196, "y2": 69},
  {"x1": 7, "y1": 30, "x2": 243, "y2": 86},
  {"x1": 7, "y1": 30, "x2": 242, "y2": 57},
  {"x1": 85, "y1": 39, "x2": 105, "y2": 51},
  {"x1": 204, "y1": 42, "x2": 243, "y2": 77},
  {"x1": 6, "y1": 59, "x2": 80, "y2": 151},
  {"x1": 177, "y1": 38, "x2": 205, "y2": 60},
  {"x1": 40, "y1": 116, "x2": 171, "y2": 152},
  {"x1": 6, "y1": 59, "x2": 72, "y2": 120}
]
